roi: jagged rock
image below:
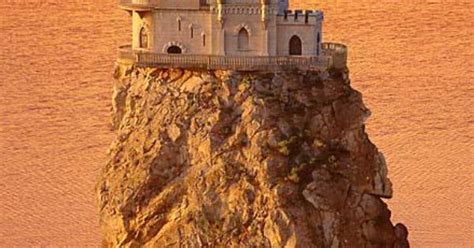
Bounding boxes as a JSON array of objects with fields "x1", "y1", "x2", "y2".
[
  {"x1": 303, "y1": 169, "x2": 350, "y2": 211},
  {"x1": 97, "y1": 66, "x2": 409, "y2": 247},
  {"x1": 394, "y1": 224, "x2": 410, "y2": 248}
]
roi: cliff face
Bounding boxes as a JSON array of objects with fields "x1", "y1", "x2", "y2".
[{"x1": 97, "y1": 65, "x2": 409, "y2": 247}]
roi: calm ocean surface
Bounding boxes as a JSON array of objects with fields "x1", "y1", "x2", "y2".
[{"x1": 0, "y1": 0, "x2": 472, "y2": 246}]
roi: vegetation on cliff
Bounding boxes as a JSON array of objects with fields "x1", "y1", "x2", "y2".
[{"x1": 96, "y1": 65, "x2": 409, "y2": 247}]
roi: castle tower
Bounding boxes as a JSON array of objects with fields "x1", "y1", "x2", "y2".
[{"x1": 208, "y1": 0, "x2": 284, "y2": 56}]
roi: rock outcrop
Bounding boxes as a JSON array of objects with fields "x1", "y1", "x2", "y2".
[{"x1": 97, "y1": 64, "x2": 409, "y2": 247}]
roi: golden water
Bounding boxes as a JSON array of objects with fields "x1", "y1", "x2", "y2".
[{"x1": 0, "y1": 0, "x2": 472, "y2": 246}]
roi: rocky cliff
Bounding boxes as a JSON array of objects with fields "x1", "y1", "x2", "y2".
[{"x1": 96, "y1": 64, "x2": 409, "y2": 247}]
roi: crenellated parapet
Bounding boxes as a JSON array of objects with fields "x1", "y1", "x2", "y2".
[
  {"x1": 210, "y1": 5, "x2": 272, "y2": 15},
  {"x1": 277, "y1": 9, "x2": 323, "y2": 25}
]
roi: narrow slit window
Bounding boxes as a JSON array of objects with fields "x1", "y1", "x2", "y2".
[
  {"x1": 178, "y1": 19, "x2": 181, "y2": 31},
  {"x1": 191, "y1": 27, "x2": 194, "y2": 38},
  {"x1": 202, "y1": 34, "x2": 206, "y2": 47},
  {"x1": 317, "y1": 32, "x2": 321, "y2": 56}
]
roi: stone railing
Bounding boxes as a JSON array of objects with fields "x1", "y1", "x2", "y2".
[
  {"x1": 138, "y1": 53, "x2": 331, "y2": 71},
  {"x1": 117, "y1": 45, "x2": 343, "y2": 71},
  {"x1": 117, "y1": 44, "x2": 134, "y2": 61}
]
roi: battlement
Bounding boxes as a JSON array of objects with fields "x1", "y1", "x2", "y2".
[
  {"x1": 211, "y1": 5, "x2": 268, "y2": 15},
  {"x1": 276, "y1": 9, "x2": 323, "y2": 25}
]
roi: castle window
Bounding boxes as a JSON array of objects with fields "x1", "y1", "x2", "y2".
[
  {"x1": 289, "y1": 35, "x2": 302, "y2": 55},
  {"x1": 202, "y1": 34, "x2": 206, "y2": 47},
  {"x1": 167, "y1": 46, "x2": 182, "y2": 54},
  {"x1": 178, "y1": 19, "x2": 181, "y2": 31},
  {"x1": 238, "y1": 28, "x2": 249, "y2": 51},
  {"x1": 317, "y1": 32, "x2": 321, "y2": 55},
  {"x1": 191, "y1": 27, "x2": 194, "y2": 38},
  {"x1": 139, "y1": 27, "x2": 148, "y2": 48}
]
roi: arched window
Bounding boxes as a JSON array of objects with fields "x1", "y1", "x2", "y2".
[
  {"x1": 238, "y1": 28, "x2": 249, "y2": 51},
  {"x1": 167, "y1": 45, "x2": 182, "y2": 54},
  {"x1": 289, "y1": 35, "x2": 302, "y2": 55},
  {"x1": 139, "y1": 27, "x2": 148, "y2": 48}
]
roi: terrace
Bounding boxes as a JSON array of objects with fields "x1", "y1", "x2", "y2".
[{"x1": 117, "y1": 43, "x2": 347, "y2": 71}]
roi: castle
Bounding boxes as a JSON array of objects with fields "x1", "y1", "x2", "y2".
[{"x1": 118, "y1": 0, "x2": 347, "y2": 71}]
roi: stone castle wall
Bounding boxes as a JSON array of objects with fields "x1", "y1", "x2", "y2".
[{"x1": 131, "y1": 9, "x2": 323, "y2": 57}]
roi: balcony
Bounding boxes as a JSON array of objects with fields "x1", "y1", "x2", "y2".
[{"x1": 116, "y1": 45, "x2": 336, "y2": 71}]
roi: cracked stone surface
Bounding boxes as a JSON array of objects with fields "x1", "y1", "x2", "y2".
[{"x1": 97, "y1": 64, "x2": 409, "y2": 247}]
